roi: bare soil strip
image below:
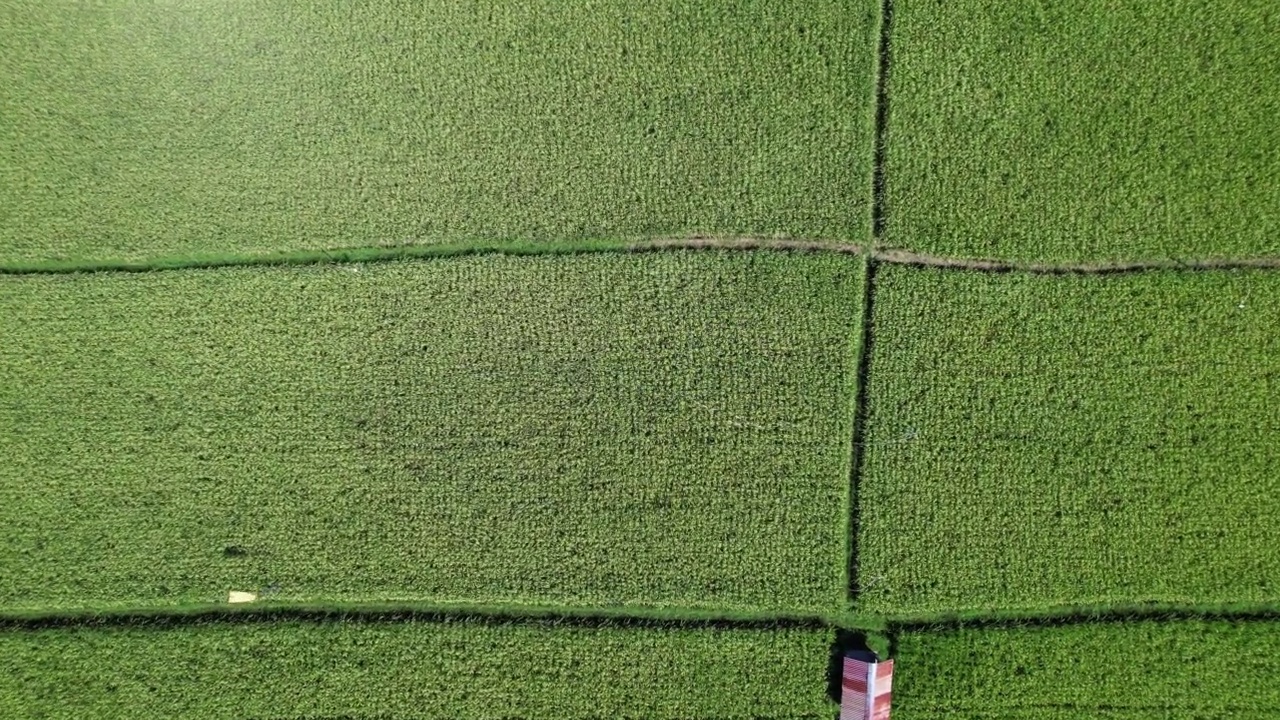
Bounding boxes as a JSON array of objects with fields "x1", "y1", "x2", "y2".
[
  {"x1": 2, "y1": 599, "x2": 1276, "y2": 636},
  {"x1": 642, "y1": 238, "x2": 1280, "y2": 273},
  {"x1": 4, "y1": 236, "x2": 1280, "y2": 275}
]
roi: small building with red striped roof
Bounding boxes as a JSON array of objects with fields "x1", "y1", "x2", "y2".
[{"x1": 840, "y1": 650, "x2": 893, "y2": 720}]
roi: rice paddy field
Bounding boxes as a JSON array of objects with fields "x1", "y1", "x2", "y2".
[
  {"x1": 0, "y1": 0, "x2": 877, "y2": 266},
  {"x1": 856, "y1": 266, "x2": 1280, "y2": 615},
  {"x1": 0, "y1": 617, "x2": 835, "y2": 718},
  {"x1": 2, "y1": 0, "x2": 1279, "y2": 717},
  {"x1": 883, "y1": 0, "x2": 1280, "y2": 262},
  {"x1": 890, "y1": 619, "x2": 1280, "y2": 718},
  {"x1": 0, "y1": 252, "x2": 862, "y2": 614}
]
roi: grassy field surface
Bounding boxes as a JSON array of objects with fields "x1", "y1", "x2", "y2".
[
  {"x1": 0, "y1": 0, "x2": 876, "y2": 266},
  {"x1": 857, "y1": 266, "x2": 1280, "y2": 614},
  {"x1": 885, "y1": 0, "x2": 1280, "y2": 262},
  {"x1": 0, "y1": 251, "x2": 862, "y2": 613},
  {"x1": 0, "y1": 617, "x2": 835, "y2": 719},
  {"x1": 891, "y1": 619, "x2": 1280, "y2": 718}
]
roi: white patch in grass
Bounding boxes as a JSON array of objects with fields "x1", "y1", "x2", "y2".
[{"x1": 228, "y1": 590, "x2": 257, "y2": 604}]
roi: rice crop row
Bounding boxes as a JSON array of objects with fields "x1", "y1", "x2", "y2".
[
  {"x1": 856, "y1": 265, "x2": 1280, "y2": 614},
  {"x1": 0, "y1": 251, "x2": 864, "y2": 614},
  {"x1": 884, "y1": 0, "x2": 1280, "y2": 262},
  {"x1": 890, "y1": 618, "x2": 1280, "y2": 718},
  {"x1": 0, "y1": 0, "x2": 877, "y2": 265},
  {"x1": 0, "y1": 617, "x2": 835, "y2": 719}
]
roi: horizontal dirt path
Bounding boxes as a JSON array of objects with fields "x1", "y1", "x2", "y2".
[{"x1": 4, "y1": 236, "x2": 1280, "y2": 276}]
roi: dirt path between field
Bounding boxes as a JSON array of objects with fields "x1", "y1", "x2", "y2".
[
  {"x1": 4, "y1": 236, "x2": 1280, "y2": 276},
  {"x1": 871, "y1": 247, "x2": 1280, "y2": 274},
  {"x1": 630, "y1": 237, "x2": 1280, "y2": 275}
]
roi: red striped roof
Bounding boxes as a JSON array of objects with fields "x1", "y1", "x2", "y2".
[{"x1": 841, "y1": 655, "x2": 893, "y2": 720}]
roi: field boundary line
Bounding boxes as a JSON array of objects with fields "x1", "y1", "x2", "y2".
[
  {"x1": 871, "y1": 0, "x2": 894, "y2": 240},
  {"x1": 0, "y1": 237, "x2": 864, "y2": 275},
  {"x1": 844, "y1": 0, "x2": 894, "y2": 608},
  {"x1": 845, "y1": 256, "x2": 878, "y2": 604},
  {"x1": 5, "y1": 237, "x2": 1280, "y2": 276},
  {"x1": 0, "y1": 600, "x2": 884, "y2": 633},
  {"x1": 2, "y1": 599, "x2": 1276, "y2": 637}
]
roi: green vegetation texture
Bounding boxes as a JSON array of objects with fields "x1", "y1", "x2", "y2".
[
  {"x1": 0, "y1": 618, "x2": 835, "y2": 719},
  {"x1": 885, "y1": 0, "x2": 1280, "y2": 262},
  {"x1": 891, "y1": 619, "x2": 1280, "y2": 718},
  {"x1": 0, "y1": 0, "x2": 877, "y2": 265},
  {"x1": 0, "y1": 251, "x2": 864, "y2": 613},
  {"x1": 857, "y1": 266, "x2": 1280, "y2": 614}
]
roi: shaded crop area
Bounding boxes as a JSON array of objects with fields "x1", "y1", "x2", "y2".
[
  {"x1": 884, "y1": 0, "x2": 1280, "y2": 262},
  {"x1": 0, "y1": 0, "x2": 878, "y2": 265},
  {"x1": 856, "y1": 265, "x2": 1280, "y2": 614},
  {"x1": 0, "y1": 617, "x2": 835, "y2": 718},
  {"x1": 0, "y1": 251, "x2": 864, "y2": 614},
  {"x1": 890, "y1": 619, "x2": 1280, "y2": 718}
]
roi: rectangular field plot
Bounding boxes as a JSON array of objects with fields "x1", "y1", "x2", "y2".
[
  {"x1": 0, "y1": 251, "x2": 863, "y2": 613},
  {"x1": 0, "y1": 618, "x2": 835, "y2": 719},
  {"x1": 885, "y1": 0, "x2": 1280, "y2": 262},
  {"x1": 0, "y1": 1, "x2": 878, "y2": 266},
  {"x1": 891, "y1": 619, "x2": 1280, "y2": 718},
  {"x1": 857, "y1": 266, "x2": 1280, "y2": 614}
]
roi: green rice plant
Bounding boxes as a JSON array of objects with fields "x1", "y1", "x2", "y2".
[
  {"x1": 890, "y1": 619, "x2": 1280, "y2": 718},
  {"x1": 0, "y1": 616, "x2": 835, "y2": 719},
  {"x1": 856, "y1": 265, "x2": 1280, "y2": 614},
  {"x1": 883, "y1": 600, "x2": 1280, "y2": 630},
  {"x1": 0, "y1": 1, "x2": 877, "y2": 265},
  {"x1": 884, "y1": 0, "x2": 1280, "y2": 262},
  {"x1": 0, "y1": 251, "x2": 864, "y2": 614}
]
